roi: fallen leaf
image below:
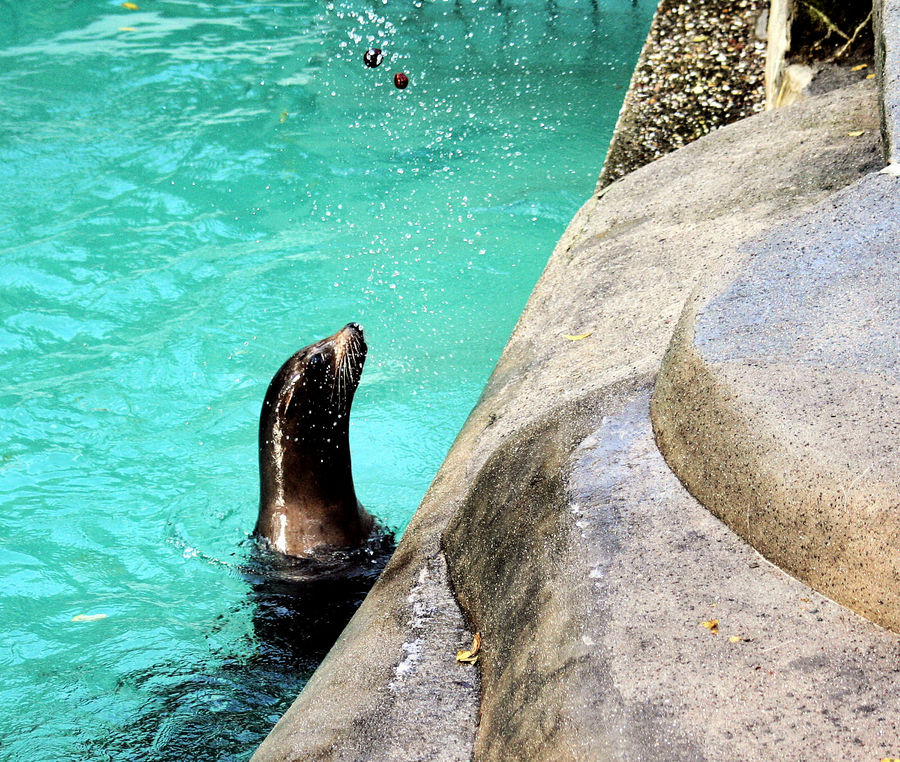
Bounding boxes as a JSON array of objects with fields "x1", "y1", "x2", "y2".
[
  {"x1": 850, "y1": 63, "x2": 868, "y2": 71},
  {"x1": 122, "y1": 1, "x2": 139, "y2": 8},
  {"x1": 701, "y1": 619, "x2": 719, "y2": 634},
  {"x1": 564, "y1": 332, "x2": 591, "y2": 341},
  {"x1": 728, "y1": 635, "x2": 742, "y2": 643},
  {"x1": 280, "y1": 111, "x2": 288, "y2": 123},
  {"x1": 867, "y1": 73, "x2": 876, "y2": 79},
  {"x1": 847, "y1": 130, "x2": 865, "y2": 137},
  {"x1": 691, "y1": 35, "x2": 708, "y2": 42},
  {"x1": 456, "y1": 632, "x2": 481, "y2": 664},
  {"x1": 73, "y1": 613, "x2": 108, "y2": 622}
]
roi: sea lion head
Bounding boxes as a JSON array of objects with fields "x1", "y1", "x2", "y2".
[
  {"x1": 267, "y1": 321, "x2": 367, "y2": 436},
  {"x1": 255, "y1": 323, "x2": 373, "y2": 556}
]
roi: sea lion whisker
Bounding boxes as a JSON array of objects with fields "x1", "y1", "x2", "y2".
[
  {"x1": 346, "y1": 343, "x2": 360, "y2": 384},
  {"x1": 339, "y1": 361, "x2": 349, "y2": 407},
  {"x1": 336, "y1": 371, "x2": 345, "y2": 406}
]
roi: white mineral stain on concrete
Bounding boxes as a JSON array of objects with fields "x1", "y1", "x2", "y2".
[{"x1": 389, "y1": 565, "x2": 431, "y2": 689}]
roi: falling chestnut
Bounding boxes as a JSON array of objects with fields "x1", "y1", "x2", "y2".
[
  {"x1": 363, "y1": 48, "x2": 383, "y2": 68},
  {"x1": 393, "y1": 72, "x2": 409, "y2": 89}
]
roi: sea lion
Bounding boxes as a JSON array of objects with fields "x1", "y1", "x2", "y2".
[{"x1": 255, "y1": 322, "x2": 375, "y2": 556}]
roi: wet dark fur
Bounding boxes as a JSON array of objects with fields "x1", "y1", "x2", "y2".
[
  {"x1": 255, "y1": 323, "x2": 376, "y2": 556},
  {"x1": 251, "y1": 323, "x2": 395, "y2": 655}
]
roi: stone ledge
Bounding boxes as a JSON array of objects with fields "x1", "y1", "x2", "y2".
[
  {"x1": 449, "y1": 387, "x2": 900, "y2": 760},
  {"x1": 651, "y1": 170, "x2": 900, "y2": 631}
]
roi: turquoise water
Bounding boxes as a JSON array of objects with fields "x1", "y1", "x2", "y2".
[{"x1": 0, "y1": 0, "x2": 653, "y2": 758}]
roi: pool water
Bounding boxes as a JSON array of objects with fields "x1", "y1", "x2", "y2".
[{"x1": 0, "y1": 0, "x2": 653, "y2": 758}]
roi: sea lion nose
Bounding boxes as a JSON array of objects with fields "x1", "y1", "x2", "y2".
[{"x1": 345, "y1": 322, "x2": 363, "y2": 334}]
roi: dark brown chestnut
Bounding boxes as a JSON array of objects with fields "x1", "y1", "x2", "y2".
[{"x1": 363, "y1": 48, "x2": 383, "y2": 68}]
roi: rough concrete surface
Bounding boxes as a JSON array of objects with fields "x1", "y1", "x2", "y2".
[
  {"x1": 450, "y1": 388, "x2": 900, "y2": 760},
  {"x1": 652, "y1": 170, "x2": 900, "y2": 631},
  {"x1": 252, "y1": 545, "x2": 479, "y2": 761},
  {"x1": 253, "y1": 78, "x2": 898, "y2": 759}
]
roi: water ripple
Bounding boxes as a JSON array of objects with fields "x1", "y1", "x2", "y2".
[{"x1": 0, "y1": 0, "x2": 654, "y2": 757}]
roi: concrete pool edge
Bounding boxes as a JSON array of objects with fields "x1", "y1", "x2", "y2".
[{"x1": 253, "y1": 68, "x2": 900, "y2": 758}]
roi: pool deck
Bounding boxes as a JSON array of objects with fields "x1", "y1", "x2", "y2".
[{"x1": 252, "y1": 1, "x2": 900, "y2": 759}]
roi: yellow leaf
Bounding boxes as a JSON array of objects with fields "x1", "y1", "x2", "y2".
[
  {"x1": 122, "y1": 1, "x2": 139, "y2": 8},
  {"x1": 691, "y1": 35, "x2": 708, "y2": 42},
  {"x1": 867, "y1": 73, "x2": 876, "y2": 79},
  {"x1": 564, "y1": 332, "x2": 591, "y2": 341},
  {"x1": 847, "y1": 130, "x2": 865, "y2": 137},
  {"x1": 118, "y1": 27, "x2": 137, "y2": 31},
  {"x1": 456, "y1": 632, "x2": 481, "y2": 663},
  {"x1": 73, "y1": 613, "x2": 107, "y2": 622},
  {"x1": 701, "y1": 619, "x2": 719, "y2": 634},
  {"x1": 850, "y1": 63, "x2": 868, "y2": 71},
  {"x1": 280, "y1": 111, "x2": 288, "y2": 124},
  {"x1": 728, "y1": 635, "x2": 742, "y2": 643}
]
